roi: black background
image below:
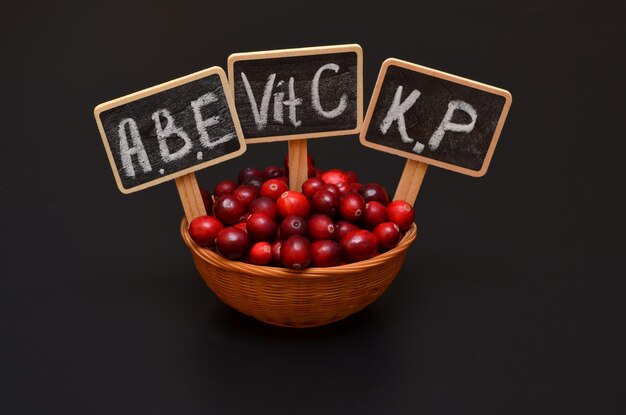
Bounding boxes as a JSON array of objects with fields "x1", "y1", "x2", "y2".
[
  {"x1": 233, "y1": 51, "x2": 358, "y2": 138},
  {"x1": 1, "y1": 1, "x2": 624, "y2": 414}
]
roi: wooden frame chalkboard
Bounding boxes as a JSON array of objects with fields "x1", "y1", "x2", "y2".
[
  {"x1": 94, "y1": 67, "x2": 246, "y2": 194},
  {"x1": 227, "y1": 44, "x2": 363, "y2": 144},
  {"x1": 360, "y1": 58, "x2": 512, "y2": 177}
]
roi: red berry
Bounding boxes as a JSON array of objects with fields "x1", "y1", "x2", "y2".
[
  {"x1": 321, "y1": 183, "x2": 340, "y2": 197},
  {"x1": 344, "y1": 171, "x2": 359, "y2": 184},
  {"x1": 307, "y1": 164, "x2": 317, "y2": 178},
  {"x1": 281, "y1": 235, "x2": 312, "y2": 270},
  {"x1": 241, "y1": 175, "x2": 265, "y2": 189},
  {"x1": 311, "y1": 240, "x2": 341, "y2": 267},
  {"x1": 260, "y1": 178, "x2": 289, "y2": 200},
  {"x1": 334, "y1": 220, "x2": 359, "y2": 242},
  {"x1": 213, "y1": 195, "x2": 245, "y2": 225},
  {"x1": 314, "y1": 168, "x2": 324, "y2": 179},
  {"x1": 276, "y1": 176, "x2": 289, "y2": 185},
  {"x1": 301, "y1": 178, "x2": 324, "y2": 199},
  {"x1": 263, "y1": 165, "x2": 283, "y2": 179},
  {"x1": 270, "y1": 240, "x2": 283, "y2": 266},
  {"x1": 235, "y1": 222, "x2": 247, "y2": 232},
  {"x1": 246, "y1": 213, "x2": 277, "y2": 242},
  {"x1": 387, "y1": 200, "x2": 415, "y2": 231},
  {"x1": 350, "y1": 182, "x2": 363, "y2": 193},
  {"x1": 280, "y1": 215, "x2": 308, "y2": 239},
  {"x1": 248, "y1": 196, "x2": 277, "y2": 220},
  {"x1": 373, "y1": 222, "x2": 402, "y2": 251},
  {"x1": 188, "y1": 215, "x2": 223, "y2": 247},
  {"x1": 340, "y1": 230, "x2": 378, "y2": 262},
  {"x1": 284, "y1": 154, "x2": 315, "y2": 170},
  {"x1": 249, "y1": 242, "x2": 272, "y2": 265},
  {"x1": 215, "y1": 227, "x2": 250, "y2": 260},
  {"x1": 339, "y1": 193, "x2": 365, "y2": 222},
  {"x1": 311, "y1": 190, "x2": 339, "y2": 216},
  {"x1": 321, "y1": 169, "x2": 350, "y2": 185},
  {"x1": 359, "y1": 183, "x2": 390, "y2": 206},
  {"x1": 363, "y1": 201, "x2": 388, "y2": 229},
  {"x1": 238, "y1": 167, "x2": 263, "y2": 184},
  {"x1": 277, "y1": 190, "x2": 311, "y2": 218},
  {"x1": 233, "y1": 185, "x2": 259, "y2": 209},
  {"x1": 308, "y1": 214, "x2": 336, "y2": 241},
  {"x1": 213, "y1": 179, "x2": 237, "y2": 197},
  {"x1": 335, "y1": 182, "x2": 351, "y2": 197},
  {"x1": 199, "y1": 188, "x2": 213, "y2": 213}
]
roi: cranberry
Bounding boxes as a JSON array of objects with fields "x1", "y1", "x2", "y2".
[
  {"x1": 280, "y1": 215, "x2": 308, "y2": 239},
  {"x1": 387, "y1": 200, "x2": 415, "y2": 231},
  {"x1": 311, "y1": 190, "x2": 339, "y2": 216},
  {"x1": 189, "y1": 215, "x2": 223, "y2": 247},
  {"x1": 249, "y1": 242, "x2": 272, "y2": 265},
  {"x1": 261, "y1": 178, "x2": 289, "y2": 200},
  {"x1": 241, "y1": 175, "x2": 265, "y2": 189},
  {"x1": 235, "y1": 222, "x2": 247, "y2": 233},
  {"x1": 340, "y1": 230, "x2": 378, "y2": 262},
  {"x1": 321, "y1": 169, "x2": 351, "y2": 185},
  {"x1": 270, "y1": 240, "x2": 283, "y2": 266},
  {"x1": 339, "y1": 193, "x2": 365, "y2": 222},
  {"x1": 307, "y1": 164, "x2": 317, "y2": 178},
  {"x1": 199, "y1": 188, "x2": 213, "y2": 213},
  {"x1": 213, "y1": 195, "x2": 245, "y2": 225},
  {"x1": 281, "y1": 235, "x2": 312, "y2": 270},
  {"x1": 233, "y1": 185, "x2": 259, "y2": 209},
  {"x1": 276, "y1": 176, "x2": 289, "y2": 185},
  {"x1": 359, "y1": 183, "x2": 390, "y2": 206},
  {"x1": 344, "y1": 171, "x2": 359, "y2": 184},
  {"x1": 308, "y1": 214, "x2": 336, "y2": 240},
  {"x1": 301, "y1": 178, "x2": 324, "y2": 199},
  {"x1": 263, "y1": 165, "x2": 283, "y2": 179},
  {"x1": 363, "y1": 201, "x2": 388, "y2": 229},
  {"x1": 314, "y1": 168, "x2": 324, "y2": 179},
  {"x1": 335, "y1": 182, "x2": 351, "y2": 197},
  {"x1": 246, "y1": 213, "x2": 277, "y2": 242},
  {"x1": 334, "y1": 220, "x2": 359, "y2": 242},
  {"x1": 373, "y1": 222, "x2": 402, "y2": 251},
  {"x1": 248, "y1": 196, "x2": 277, "y2": 220},
  {"x1": 215, "y1": 227, "x2": 250, "y2": 260},
  {"x1": 213, "y1": 179, "x2": 237, "y2": 197},
  {"x1": 277, "y1": 190, "x2": 310, "y2": 218},
  {"x1": 311, "y1": 240, "x2": 341, "y2": 267},
  {"x1": 321, "y1": 183, "x2": 340, "y2": 198},
  {"x1": 350, "y1": 182, "x2": 363, "y2": 193},
  {"x1": 238, "y1": 167, "x2": 263, "y2": 184}
]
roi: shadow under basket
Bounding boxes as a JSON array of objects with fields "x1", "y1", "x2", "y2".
[{"x1": 181, "y1": 219, "x2": 417, "y2": 328}]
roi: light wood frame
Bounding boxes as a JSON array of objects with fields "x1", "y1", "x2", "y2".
[
  {"x1": 94, "y1": 66, "x2": 247, "y2": 194},
  {"x1": 360, "y1": 58, "x2": 512, "y2": 177},
  {"x1": 227, "y1": 44, "x2": 363, "y2": 144}
]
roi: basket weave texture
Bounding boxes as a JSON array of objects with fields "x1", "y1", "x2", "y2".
[{"x1": 181, "y1": 218, "x2": 417, "y2": 328}]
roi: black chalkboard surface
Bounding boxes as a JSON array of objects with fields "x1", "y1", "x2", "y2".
[
  {"x1": 95, "y1": 67, "x2": 246, "y2": 193},
  {"x1": 228, "y1": 45, "x2": 363, "y2": 143},
  {"x1": 360, "y1": 59, "x2": 511, "y2": 177}
]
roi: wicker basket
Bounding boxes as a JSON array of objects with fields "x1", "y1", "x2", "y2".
[{"x1": 181, "y1": 218, "x2": 417, "y2": 328}]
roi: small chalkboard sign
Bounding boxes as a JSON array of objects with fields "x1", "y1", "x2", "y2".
[
  {"x1": 361, "y1": 59, "x2": 512, "y2": 177},
  {"x1": 94, "y1": 67, "x2": 246, "y2": 194},
  {"x1": 227, "y1": 44, "x2": 363, "y2": 143}
]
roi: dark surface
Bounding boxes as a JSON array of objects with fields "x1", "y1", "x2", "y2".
[
  {"x1": 364, "y1": 64, "x2": 507, "y2": 172},
  {"x1": 99, "y1": 73, "x2": 240, "y2": 191},
  {"x1": 1, "y1": 1, "x2": 625, "y2": 414},
  {"x1": 232, "y1": 51, "x2": 358, "y2": 139}
]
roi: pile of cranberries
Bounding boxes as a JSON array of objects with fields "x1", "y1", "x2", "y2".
[{"x1": 188, "y1": 155, "x2": 414, "y2": 270}]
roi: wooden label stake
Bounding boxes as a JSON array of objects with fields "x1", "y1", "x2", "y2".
[
  {"x1": 394, "y1": 159, "x2": 428, "y2": 206},
  {"x1": 176, "y1": 172, "x2": 207, "y2": 223},
  {"x1": 288, "y1": 139, "x2": 309, "y2": 191}
]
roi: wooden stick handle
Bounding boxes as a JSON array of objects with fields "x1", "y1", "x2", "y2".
[
  {"x1": 176, "y1": 172, "x2": 207, "y2": 223},
  {"x1": 394, "y1": 159, "x2": 428, "y2": 206},
  {"x1": 288, "y1": 139, "x2": 308, "y2": 191}
]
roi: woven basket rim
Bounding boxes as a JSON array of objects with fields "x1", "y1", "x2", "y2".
[{"x1": 181, "y1": 218, "x2": 417, "y2": 279}]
